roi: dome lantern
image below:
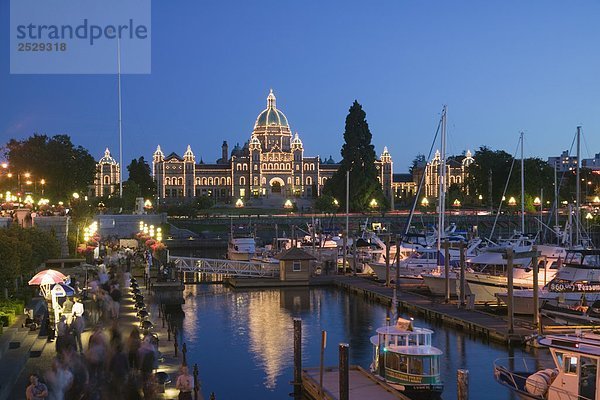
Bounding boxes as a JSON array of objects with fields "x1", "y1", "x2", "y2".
[{"x1": 291, "y1": 133, "x2": 303, "y2": 151}]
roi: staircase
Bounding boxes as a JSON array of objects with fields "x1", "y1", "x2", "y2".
[{"x1": 0, "y1": 315, "x2": 50, "y2": 400}]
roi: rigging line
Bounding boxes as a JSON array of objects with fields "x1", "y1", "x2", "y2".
[
  {"x1": 404, "y1": 112, "x2": 443, "y2": 235},
  {"x1": 544, "y1": 129, "x2": 578, "y2": 229},
  {"x1": 488, "y1": 135, "x2": 521, "y2": 240},
  {"x1": 581, "y1": 127, "x2": 593, "y2": 159}
]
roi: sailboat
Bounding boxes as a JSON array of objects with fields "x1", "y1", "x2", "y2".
[{"x1": 369, "y1": 106, "x2": 452, "y2": 285}]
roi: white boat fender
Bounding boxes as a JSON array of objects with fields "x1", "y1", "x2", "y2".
[{"x1": 525, "y1": 368, "x2": 558, "y2": 396}]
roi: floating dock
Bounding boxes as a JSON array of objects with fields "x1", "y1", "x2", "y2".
[
  {"x1": 302, "y1": 366, "x2": 410, "y2": 400},
  {"x1": 333, "y1": 276, "x2": 533, "y2": 344}
]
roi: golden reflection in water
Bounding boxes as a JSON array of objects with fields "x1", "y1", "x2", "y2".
[{"x1": 244, "y1": 290, "x2": 294, "y2": 389}]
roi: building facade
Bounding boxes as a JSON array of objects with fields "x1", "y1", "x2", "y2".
[
  {"x1": 548, "y1": 150, "x2": 578, "y2": 173},
  {"x1": 582, "y1": 153, "x2": 600, "y2": 171},
  {"x1": 149, "y1": 90, "x2": 394, "y2": 206},
  {"x1": 92, "y1": 148, "x2": 120, "y2": 198}
]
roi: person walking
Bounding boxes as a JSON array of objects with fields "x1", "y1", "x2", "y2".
[
  {"x1": 127, "y1": 328, "x2": 141, "y2": 370},
  {"x1": 70, "y1": 315, "x2": 84, "y2": 354},
  {"x1": 44, "y1": 358, "x2": 73, "y2": 400},
  {"x1": 25, "y1": 373, "x2": 48, "y2": 400},
  {"x1": 175, "y1": 365, "x2": 194, "y2": 400},
  {"x1": 109, "y1": 284, "x2": 122, "y2": 319}
]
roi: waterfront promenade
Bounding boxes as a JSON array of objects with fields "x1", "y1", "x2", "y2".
[{"x1": 1, "y1": 261, "x2": 204, "y2": 400}]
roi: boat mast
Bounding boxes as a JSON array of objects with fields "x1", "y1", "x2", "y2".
[
  {"x1": 436, "y1": 106, "x2": 447, "y2": 259},
  {"x1": 117, "y1": 37, "x2": 124, "y2": 198},
  {"x1": 520, "y1": 132, "x2": 525, "y2": 234},
  {"x1": 554, "y1": 163, "x2": 559, "y2": 244},
  {"x1": 576, "y1": 126, "x2": 581, "y2": 246}
]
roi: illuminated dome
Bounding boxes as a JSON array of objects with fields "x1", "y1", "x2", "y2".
[
  {"x1": 254, "y1": 90, "x2": 289, "y2": 129},
  {"x1": 99, "y1": 148, "x2": 118, "y2": 165}
]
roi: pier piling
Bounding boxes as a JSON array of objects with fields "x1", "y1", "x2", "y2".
[
  {"x1": 293, "y1": 318, "x2": 302, "y2": 399},
  {"x1": 459, "y1": 241, "x2": 466, "y2": 307},
  {"x1": 506, "y1": 248, "x2": 514, "y2": 334},
  {"x1": 444, "y1": 240, "x2": 450, "y2": 303},
  {"x1": 319, "y1": 330, "x2": 326, "y2": 398},
  {"x1": 457, "y1": 369, "x2": 469, "y2": 400},
  {"x1": 339, "y1": 343, "x2": 349, "y2": 400}
]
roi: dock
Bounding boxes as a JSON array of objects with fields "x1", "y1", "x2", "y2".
[
  {"x1": 334, "y1": 276, "x2": 533, "y2": 344},
  {"x1": 302, "y1": 366, "x2": 410, "y2": 400}
]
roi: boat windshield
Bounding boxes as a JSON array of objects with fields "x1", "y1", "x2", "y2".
[
  {"x1": 564, "y1": 251, "x2": 600, "y2": 267},
  {"x1": 385, "y1": 354, "x2": 439, "y2": 376}
]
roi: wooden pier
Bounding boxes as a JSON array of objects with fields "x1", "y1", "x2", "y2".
[
  {"x1": 333, "y1": 276, "x2": 533, "y2": 344},
  {"x1": 302, "y1": 366, "x2": 410, "y2": 400}
]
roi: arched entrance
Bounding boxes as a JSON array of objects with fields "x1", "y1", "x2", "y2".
[{"x1": 269, "y1": 177, "x2": 285, "y2": 195}]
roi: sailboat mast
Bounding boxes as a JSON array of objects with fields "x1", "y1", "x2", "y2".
[
  {"x1": 520, "y1": 132, "x2": 525, "y2": 234},
  {"x1": 576, "y1": 126, "x2": 581, "y2": 245},
  {"x1": 554, "y1": 163, "x2": 558, "y2": 244},
  {"x1": 436, "y1": 106, "x2": 447, "y2": 255},
  {"x1": 117, "y1": 38, "x2": 124, "y2": 198}
]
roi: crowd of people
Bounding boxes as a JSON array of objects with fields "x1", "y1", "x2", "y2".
[{"x1": 24, "y1": 250, "x2": 192, "y2": 400}]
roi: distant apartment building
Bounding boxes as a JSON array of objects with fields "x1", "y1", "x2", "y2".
[
  {"x1": 547, "y1": 150, "x2": 578, "y2": 172},
  {"x1": 582, "y1": 153, "x2": 600, "y2": 171}
]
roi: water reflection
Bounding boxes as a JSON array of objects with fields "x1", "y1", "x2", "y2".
[{"x1": 181, "y1": 285, "x2": 552, "y2": 400}]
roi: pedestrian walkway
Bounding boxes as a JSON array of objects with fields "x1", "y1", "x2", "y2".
[{"x1": 6, "y1": 252, "x2": 205, "y2": 399}]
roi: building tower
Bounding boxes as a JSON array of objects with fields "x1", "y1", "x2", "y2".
[
  {"x1": 95, "y1": 148, "x2": 120, "y2": 197},
  {"x1": 183, "y1": 145, "x2": 195, "y2": 198},
  {"x1": 249, "y1": 135, "x2": 262, "y2": 196},
  {"x1": 253, "y1": 90, "x2": 292, "y2": 152},
  {"x1": 380, "y1": 146, "x2": 394, "y2": 208},
  {"x1": 291, "y1": 133, "x2": 304, "y2": 195}
]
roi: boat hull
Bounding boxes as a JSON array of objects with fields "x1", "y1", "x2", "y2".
[
  {"x1": 422, "y1": 274, "x2": 461, "y2": 296},
  {"x1": 496, "y1": 290, "x2": 600, "y2": 315},
  {"x1": 227, "y1": 252, "x2": 255, "y2": 261}
]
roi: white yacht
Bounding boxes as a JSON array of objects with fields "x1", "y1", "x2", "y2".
[
  {"x1": 227, "y1": 237, "x2": 256, "y2": 261},
  {"x1": 498, "y1": 249, "x2": 600, "y2": 316},
  {"x1": 465, "y1": 244, "x2": 565, "y2": 304}
]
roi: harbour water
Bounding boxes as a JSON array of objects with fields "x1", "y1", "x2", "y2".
[{"x1": 179, "y1": 284, "x2": 553, "y2": 399}]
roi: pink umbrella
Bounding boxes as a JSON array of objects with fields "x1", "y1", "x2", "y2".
[{"x1": 28, "y1": 269, "x2": 67, "y2": 286}]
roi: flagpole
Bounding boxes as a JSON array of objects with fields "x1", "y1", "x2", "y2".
[{"x1": 118, "y1": 37, "x2": 123, "y2": 198}]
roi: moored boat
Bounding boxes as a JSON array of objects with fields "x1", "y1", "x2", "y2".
[
  {"x1": 496, "y1": 248, "x2": 599, "y2": 315},
  {"x1": 494, "y1": 333, "x2": 600, "y2": 399},
  {"x1": 370, "y1": 318, "x2": 443, "y2": 399}
]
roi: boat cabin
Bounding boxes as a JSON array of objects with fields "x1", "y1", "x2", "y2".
[
  {"x1": 539, "y1": 334, "x2": 600, "y2": 399},
  {"x1": 370, "y1": 319, "x2": 443, "y2": 397}
]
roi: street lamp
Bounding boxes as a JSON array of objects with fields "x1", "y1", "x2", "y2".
[
  {"x1": 72, "y1": 192, "x2": 80, "y2": 200},
  {"x1": 235, "y1": 198, "x2": 244, "y2": 208},
  {"x1": 421, "y1": 197, "x2": 429, "y2": 207},
  {"x1": 533, "y1": 197, "x2": 541, "y2": 206},
  {"x1": 369, "y1": 198, "x2": 378, "y2": 209},
  {"x1": 508, "y1": 196, "x2": 517, "y2": 206}
]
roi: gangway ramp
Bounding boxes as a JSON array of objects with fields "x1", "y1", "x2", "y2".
[{"x1": 169, "y1": 256, "x2": 279, "y2": 278}]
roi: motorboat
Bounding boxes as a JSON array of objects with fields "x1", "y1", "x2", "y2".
[
  {"x1": 368, "y1": 248, "x2": 446, "y2": 284},
  {"x1": 494, "y1": 333, "x2": 600, "y2": 399},
  {"x1": 227, "y1": 237, "x2": 256, "y2": 261},
  {"x1": 496, "y1": 248, "x2": 597, "y2": 315},
  {"x1": 370, "y1": 318, "x2": 443, "y2": 399},
  {"x1": 466, "y1": 245, "x2": 565, "y2": 304}
]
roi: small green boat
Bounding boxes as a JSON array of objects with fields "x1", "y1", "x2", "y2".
[{"x1": 370, "y1": 318, "x2": 444, "y2": 400}]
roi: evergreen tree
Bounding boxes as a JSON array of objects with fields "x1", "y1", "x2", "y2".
[
  {"x1": 126, "y1": 157, "x2": 156, "y2": 198},
  {"x1": 323, "y1": 101, "x2": 385, "y2": 211}
]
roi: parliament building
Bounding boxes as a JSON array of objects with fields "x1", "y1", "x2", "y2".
[
  {"x1": 146, "y1": 90, "x2": 393, "y2": 206},
  {"x1": 94, "y1": 90, "x2": 477, "y2": 208}
]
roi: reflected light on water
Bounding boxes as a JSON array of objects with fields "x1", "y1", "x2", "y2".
[{"x1": 245, "y1": 291, "x2": 293, "y2": 389}]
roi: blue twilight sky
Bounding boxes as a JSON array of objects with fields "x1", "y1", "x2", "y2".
[{"x1": 1, "y1": 1, "x2": 600, "y2": 173}]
